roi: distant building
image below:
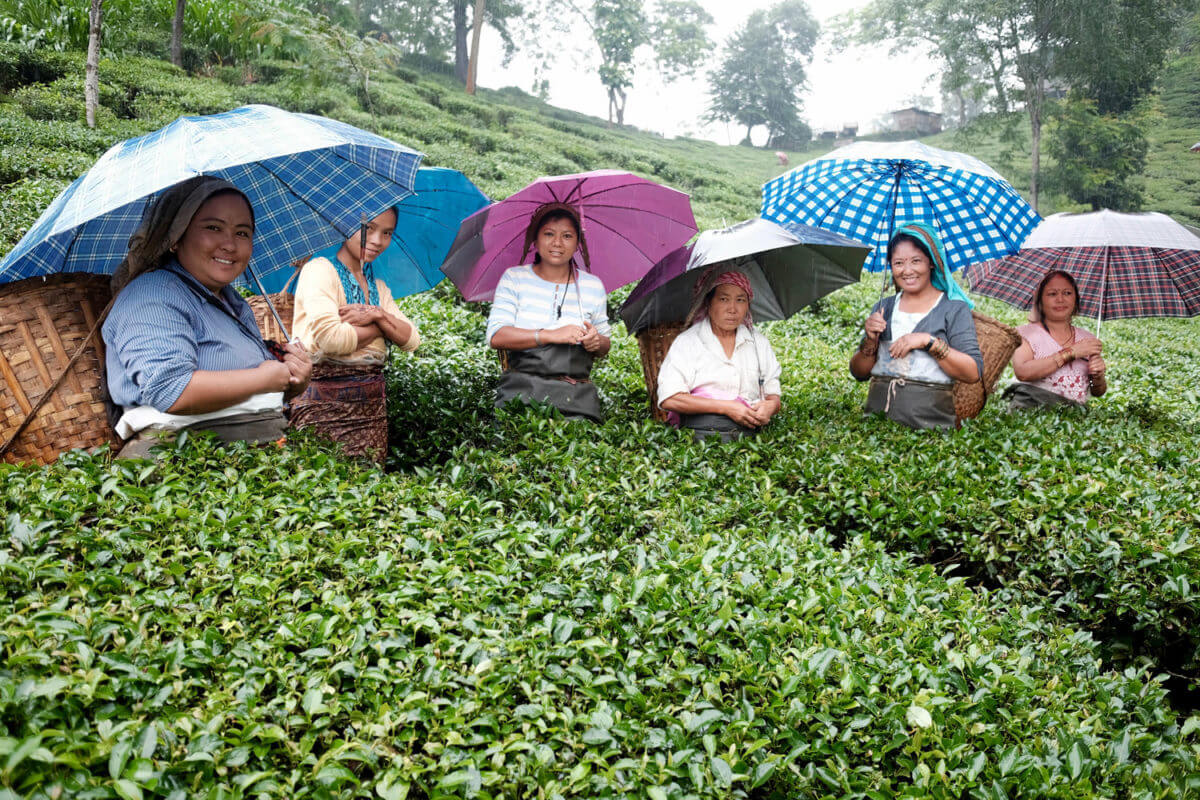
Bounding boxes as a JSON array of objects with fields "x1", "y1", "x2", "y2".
[{"x1": 890, "y1": 107, "x2": 943, "y2": 136}]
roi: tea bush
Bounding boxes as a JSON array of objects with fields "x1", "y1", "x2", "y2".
[{"x1": 2, "y1": 435, "x2": 1198, "y2": 798}]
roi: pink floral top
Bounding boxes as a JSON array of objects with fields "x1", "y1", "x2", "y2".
[{"x1": 1017, "y1": 323, "x2": 1098, "y2": 403}]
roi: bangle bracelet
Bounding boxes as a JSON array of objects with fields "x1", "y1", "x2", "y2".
[{"x1": 534, "y1": 329, "x2": 542, "y2": 346}]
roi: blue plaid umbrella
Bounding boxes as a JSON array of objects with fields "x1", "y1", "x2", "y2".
[
  {"x1": 292, "y1": 167, "x2": 490, "y2": 298},
  {"x1": 760, "y1": 140, "x2": 1040, "y2": 274},
  {"x1": 0, "y1": 104, "x2": 422, "y2": 288}
]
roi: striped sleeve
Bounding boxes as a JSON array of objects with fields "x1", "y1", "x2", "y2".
[
  {"x1": 486, "y1": 268, "x2": 521, "y2": 345},
  {"x1": 104, "y1": 280, "x2": 200, "y2": 412},
  {"x1": 583, "y1": 273, "x2": 611, "y2": 337}
]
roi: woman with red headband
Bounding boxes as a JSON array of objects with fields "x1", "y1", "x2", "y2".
[
  {"x1": 486, "y1": 203, "x2": 611, "y2": 422},
  {"x1": 657, "y1": 269, "x2": 782, "y2": 442}
]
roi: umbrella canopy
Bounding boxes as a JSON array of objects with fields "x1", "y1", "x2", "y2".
[
  {"x1": 440, "y1": 169, "x2": 697, "y2": 302},
  {"x1": 760, "y1": 140, "x2": 1040, "y2": 273},
  {"x1": 286, "y1": 166, "x2": 489, "y2": 298},
  {"x1": 0, "y1": 104, "x2": 423, "y2": 288},
  {"x1": 618, "y1": 218, "x2": 870, "y2": 334},
  {"x1": 966, "y1": 210, "x2": 1200, "y2": 320}
]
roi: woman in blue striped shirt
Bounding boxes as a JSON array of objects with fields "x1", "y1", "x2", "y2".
[
  {"x1": 103, "y1": 177, "x2": 311, "y2": 456},
  {"x1": 486, "y1": 203, "x2": 610, "y2": 421}
]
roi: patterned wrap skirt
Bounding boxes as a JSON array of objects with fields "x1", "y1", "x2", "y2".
[{"x1": 290, "y1": 362, "x2": 388, "y2": 463}]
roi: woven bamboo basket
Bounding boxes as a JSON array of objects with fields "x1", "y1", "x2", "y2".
[
  {"x1": 953, "y1": 311, "x2": 1022, "y2": 420},
  {"x1": 246, "y1": 266, "x2": 301, "y2": 342},
  {"x1": 0, "y1": 274, "x2": 118, "y2": 465},
  {"x1": 635, "y1": 322, "x2": 687, "y2": 422},
  {"x1": 247, "y1": 291, "x2": 296, "y2": 342}
]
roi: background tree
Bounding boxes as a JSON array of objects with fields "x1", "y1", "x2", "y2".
[
  {"x1": 1043, "y1": 0, "x2": 1190, "y2": 211},
  {"x1": 171, "y1": 0, "x2": 185, "y2": 67},
  {"x1": 313, "y1": 1, "x2": 525, "y2": 84},
  {"x1": 552, "y1": 0, "x2": 712, "y2": 127},
  {"x1": 706, "y1": 0, "x2": 819, "y2": 148},
  {"x1": 85, "y1": 0, "x2": 101, "y2": 129},
  {"x1": 1051, "y1": 0, "x2": 1191, "y2": 115},
  {"x1": 843, "y1": 0, "x2": 1062, "y2": 211},
  {"x1": 1046, "y1": 98, "x2": 1149, "y2": 210}
]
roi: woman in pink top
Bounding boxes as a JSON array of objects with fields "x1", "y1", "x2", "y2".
[{"x1": 1004, "y1": 270, "x2": 1107, "y2": 409}]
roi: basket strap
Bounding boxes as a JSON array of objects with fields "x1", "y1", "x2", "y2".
[
  {"x1": 283, "y1": 264, "x2": 302, "y2": 294},
  {"x1": 0, "y1": 294, "x2": 115, "y2": 459}
]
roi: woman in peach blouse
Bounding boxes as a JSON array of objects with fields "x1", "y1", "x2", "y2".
[
  {"x1": 291, "y1": 207, "x2": 421, "y2": 461},
  {"x1": 1004, "y1": 270, "x2": 1106, "y2": 409}
]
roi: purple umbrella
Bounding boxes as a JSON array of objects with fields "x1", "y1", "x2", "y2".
[{"x1": 440, "y1": 169, "x2": 698, "y2": 301}]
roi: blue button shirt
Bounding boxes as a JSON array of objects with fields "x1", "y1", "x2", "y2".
[{"x1": 102, "y1": 261, "x2": 273, "y2": 411}]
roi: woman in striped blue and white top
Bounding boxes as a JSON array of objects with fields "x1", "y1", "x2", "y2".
[{"x1": 486, "y1": 203, "x2": 610, "y2": 421}]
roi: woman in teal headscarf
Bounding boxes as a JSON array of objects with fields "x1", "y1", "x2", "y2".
[{"x1": 849, "y1": 222, "x2": 982, "y2": 429}]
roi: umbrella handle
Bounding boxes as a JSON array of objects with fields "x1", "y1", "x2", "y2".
[{"x1": 360, "y1": 212, "x2": 369, "y2": 269}]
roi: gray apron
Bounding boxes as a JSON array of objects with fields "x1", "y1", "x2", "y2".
[
  {"x1": 496, "y1": 344, "x2": 601, "y2": 422},
  {"x1": 1002, "y1": 382, "x2": 1084, "y2": 411},
  {"x1": 115, "y1": 410, "x2": 288, "y2": 458},
  {"x1": 867, "y1": 376, "x2": 956, "y2": 430}
]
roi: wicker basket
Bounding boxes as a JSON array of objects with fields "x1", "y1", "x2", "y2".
[
  {"x1": 953, "y1": 311, "x2": 1022, "y2": 421},
  {"x1": 247, "y1": 291, "x2": 296, "y2": 342},
  {"x1": 0, "y1": 274, "x2": 118, "y2": 465},
  {"x1": 246, "y1": 266, "x2": 300, "y2": 342},
  {"x1": 635, "y1": 323, "x2": 687, "y2": 422}
]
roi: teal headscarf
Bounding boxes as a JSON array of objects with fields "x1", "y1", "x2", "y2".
[{"x1": 890, "y1": 222, "x2": 974, "y2": 309}]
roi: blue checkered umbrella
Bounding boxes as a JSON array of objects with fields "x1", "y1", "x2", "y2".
[
  {"x1": 760, "y1": 140, "x2": 1040, "y2": 274},
  {"x1": 0, "y1": 104, "x2": 422, "y2": 288}
]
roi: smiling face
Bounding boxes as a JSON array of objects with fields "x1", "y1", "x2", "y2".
[
  {"x1": 1038, "y1": 273, "x2": 1078, "y2": 323},
  {"x1": 889, "y1": 239, "x2": 933, "y2": 295},
  {"x1": 174, "y1": 192, "x2": 255, "y2": 292},
  {"x1": 344, "y1": 207, "x2": 397, "y2": 266},
  {"x1": 534, "y1": 216, "x2": 580, "y2": 271},
  {"x1": 708, "y1": 282, "x2": 750, "y2": 335}
]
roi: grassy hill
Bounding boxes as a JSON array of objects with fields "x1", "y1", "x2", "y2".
[{"x1": 1, "y1": 43, "x2": 1199, "y2": 799}]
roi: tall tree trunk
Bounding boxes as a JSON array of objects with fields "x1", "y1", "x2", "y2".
[
  {"x1": 955, "y1": 87, "x2": 966, "y2": 128},
  {"x1": 466, "y1": 0, "x2": 486, "y2": 95},
  {"x1": 86, "y1": 0, "x2": 102, "y2": 129},
  {"x1": 1029, "y1": 99, "x2": 1041, "y2": 212},
  {"x1": 171, "y1": 0, "x2": 185, "y2": 67},
  {"x1": 454, "y1": 1, "x2": 469, "y2": 84}
]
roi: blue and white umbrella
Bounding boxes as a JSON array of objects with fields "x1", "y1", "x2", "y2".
[
  {"x1": 760, "y1": 140, "x2": 1040, "y2": 274},
  {"x1": 293, "y1": 166, "x2": 490, "y2": 299},
  {"x1": 0, "y1": 104, "x2": 423, "y2": 288}
]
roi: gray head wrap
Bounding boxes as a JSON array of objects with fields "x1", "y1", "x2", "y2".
[{"x1": 111, "y1": 176, "x2": 253, "y2": 293}]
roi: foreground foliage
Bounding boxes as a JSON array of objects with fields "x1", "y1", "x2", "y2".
[{"x1": 3, "y1": 426, "x2": 1199, "y2": 798}]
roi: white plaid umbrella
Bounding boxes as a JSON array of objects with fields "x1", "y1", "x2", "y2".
[
  {"x1": 760, "y1": 140, "x2": 1040, "y2": 273},
  {"x1": 0, "y1": 104, "x2": 423, "y2": 288}
]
